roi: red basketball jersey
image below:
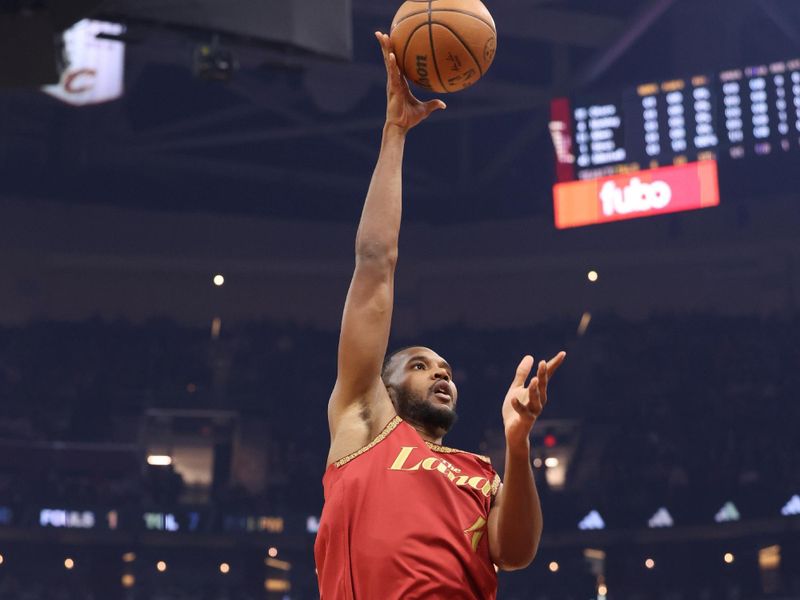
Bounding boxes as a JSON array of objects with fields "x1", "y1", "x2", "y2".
[{"x1": 315, "y1": 416, "x2": 501, "y2": 600}]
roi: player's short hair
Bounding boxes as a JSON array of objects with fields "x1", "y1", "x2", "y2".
[{"x1": 381, "y1": 346, "x2": 418, "y2": 382}]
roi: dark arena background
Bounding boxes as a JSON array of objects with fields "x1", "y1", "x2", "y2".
[{"x1": 1, "y1": 0, "x2": 800, "y2": 598}]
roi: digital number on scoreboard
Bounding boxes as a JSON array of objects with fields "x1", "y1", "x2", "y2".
[{"x1": 551, "y1": 57, "x2": 800, "y2": 183}]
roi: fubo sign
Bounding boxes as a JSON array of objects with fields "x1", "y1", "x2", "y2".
[{"x1": 553, "y1": 160, "x2": 719, "y2": 229}]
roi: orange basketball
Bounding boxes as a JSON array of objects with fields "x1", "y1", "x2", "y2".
[{"x1": 390, "y1": 0, "x2": 497, "y2": 94}]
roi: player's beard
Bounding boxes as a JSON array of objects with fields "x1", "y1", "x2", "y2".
[{"x1": 394, "y1": 385, "x2": 458, "y2": 434}]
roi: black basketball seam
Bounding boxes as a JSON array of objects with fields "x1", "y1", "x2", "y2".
[
  {"x1": 432, "y1": 20, "x2": 485, "y2": 78},
  {"x1": 400, "y1": 21, "x2": 430, "y2": 73},
  {"x1": 393, "y1": 8, "x2": 495, "y2": 33},
  {"x1": 427, "y1": 0, "x2": 448, "y2": 93}
]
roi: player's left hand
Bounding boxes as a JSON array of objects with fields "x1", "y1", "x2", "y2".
[{"x1": 502, "y1": 352, "x2": 566, "y2": 453}]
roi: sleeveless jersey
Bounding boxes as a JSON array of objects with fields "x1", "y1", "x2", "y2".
[{"x1": 314, "y1": 416, "x2": 501, "y2": 600}]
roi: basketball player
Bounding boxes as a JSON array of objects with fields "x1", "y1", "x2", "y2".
[{"x1": 314, "y1": 32, "x2": 566, "y2": 599}]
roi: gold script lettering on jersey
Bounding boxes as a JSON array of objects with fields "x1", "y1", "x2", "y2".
[{"x1": 388, "y1": 446, "x2": 494, "y2": 497}]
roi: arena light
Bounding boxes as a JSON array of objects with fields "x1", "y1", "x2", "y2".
[
  {"x1": 648, "y1": 507, "x2": 674, "y2": 528},
  {"x1": 265, "y1": 578, "x2": 291, "y2": 592},
  {"x1": 64, "y1": 558, "x2": 75, "y2": 570},
  {"x1": 548, "y1": 561, "x2": 559, "y2": 573},
  {"x1": 714, "y1": 501, "x2": 740, "y2": 523},
  {"x1": 578, "y1": 510, "x2": 606, "y2": 530},
  {"x1": 598, "y1": 584, "x2": 608, "y2": 596},
  {"x1": 122, "y1": 552, "x2": 136, "y2": 563},
  {"x1": 265, "y1": 558, "x2": 291, "y2": 571},
  {"x1": 156, "y1": 560, "x2": 167, "y2": 572},
  {"x1": 219, "y1": 562, "x2": 230, "y2": 574},
  {"x1": 781, "y1": 494, "x2": 800, "y2": 516},
  {"x1": 544, "y1": 457, "x2": 559, "y2": 468},
  {"x1": 645, "y1": 558, "x2": 655, "y2": 569},
  {"x1": 759, "y1": 545, "x2": 781, "y2": 570},
  {"x1": 121, "y1": 574, "x2": 135, "y2": 588},
  {"x1": 268, "y1": 547, "x2": 278, "y2": 558},
  {"x1": 724, "y1": 552, "x2": 735, "y2": 564},
  {"x1": 147, "y1": 455, "x2": 172, "y2": 466},
  {"x1": 587, "y1": 270, "x2": 599, "y2": 282},
  {"x1": 577, "y1": 312, "x2": 592, "y2": 337},
  {"x1": 533, "y1": 457, "x2": 543, "y2": 468},
  {"x1": 0, "y1": 554, "x2": 4, "y2": 565},
  {"x1": 306, "y1": 515, "x2": 320, "y2": 534},
  {"x1": 213, "y1": 274, "x2": 225, "y2": 287},
  {"x1": 211, "y1": 317, "x2": 222, "y2": 340}
]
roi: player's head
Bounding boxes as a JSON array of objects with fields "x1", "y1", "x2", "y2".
[{"x1": 381, "y1": 346, "x2": 458, "y2": 437}]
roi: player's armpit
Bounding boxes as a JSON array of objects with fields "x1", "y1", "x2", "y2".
[{"x1": 328, "y1": 255, "x2": 395, "y2": 437}]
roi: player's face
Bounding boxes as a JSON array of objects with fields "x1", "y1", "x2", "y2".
[{"x1": 388, "y1": 347, "x2": 458, "y2": 434}]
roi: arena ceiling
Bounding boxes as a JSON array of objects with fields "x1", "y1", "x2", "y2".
[{"x1": 0, "y1": 0, "x2": 798, "y2": 223}]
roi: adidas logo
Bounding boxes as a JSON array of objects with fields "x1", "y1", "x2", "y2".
[
  {"x1": 781, "y1": 495, "x2": 800, "y2": 516},
  {"x1": 578, "y1": 510, "x2": 606, "y2": 530},
  {"x1": 648, "y1": 507, "x2": 674, "y2": 528},
  {"x1": 714, "y1": 501, "x2": 740, "y2": 523}
]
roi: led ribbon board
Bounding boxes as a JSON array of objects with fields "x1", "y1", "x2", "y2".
[{"x1": 553, "y1": 160, "x2": 719, "y2": 229}]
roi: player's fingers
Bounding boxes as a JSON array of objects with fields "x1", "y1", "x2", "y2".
[
  {"x1": 388, "y1": 52, "x2": 402, "y2": 81},
  {"x1": 512, "y1": 397, "x2": 535, "y2": 419},
  {"x1": 547, "y1": 351, "x2": 566, "y2": 377},
  {"x1": 384, "y1": 33, "x2": 396, "y2": 53},
  {"x1": 511, "y1": 355, "x2": 534, "y2": 388},
  {"x1": 538, "y1": 385, "x2": 547, "y2": 409},
  {"x1": 527, "y1": 375, "x2": 542, "y2": 405},
  {"x1": 423, "y1": 99, "x2": 447, "y2": 115},
  {"x1": 375, "y1": 32, "x2": 391, "y2": 65},
  {"x1": 539, "y1": 359, "x2": 547, "y2": 386}
]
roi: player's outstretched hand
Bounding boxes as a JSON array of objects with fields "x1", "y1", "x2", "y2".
[
  {"x1": 501, "y1": 352, "x2": 566, "y2": 452},
  {"x1": 375, "y1": 31, "x2": 446, "y2": 133}
]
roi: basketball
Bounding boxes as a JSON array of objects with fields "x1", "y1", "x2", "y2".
[{"x1": 390, "y1": 0, "x2": 497, "y2": 94}]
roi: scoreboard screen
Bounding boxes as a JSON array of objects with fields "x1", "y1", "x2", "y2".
[{"x1": 550, "y1": 57, "x2": 800, "y2": 228}]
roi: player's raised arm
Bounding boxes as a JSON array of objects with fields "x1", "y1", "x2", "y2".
[
  {"x1": 326, "y1": 33, "x2": 445, "y2": 457},
  {"x1": 489, "y1": 352, "x2": 566, "y2": 570}
]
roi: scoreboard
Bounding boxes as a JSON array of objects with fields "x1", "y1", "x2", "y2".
[
  {"x1": 551, "y1": 57, "x2": 800, "y2": 183},
  {"x1": 550, "y1": 57, "x2": 800, "y2": 228}
]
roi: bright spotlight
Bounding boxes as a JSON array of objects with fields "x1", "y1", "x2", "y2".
[
  {"x1": 587, "y1": 270, "x2": 599, "y2": 282},
  {"x1": 645, "y1": 558, "x2": 655, "y2": 569},
  {"x1": 544, "y1": 457, "x2": 559, "y2": 468},
  {"x1": 268, "y1": 547, "x2": 278, "y2": 558},
  {"x1": 219, "y1": 562, "x2": 230, "y2": 574},
  {"x1": 598, "y1": 584, "x2": 608, "y2": 596},
  {"x1": 64, "y1": 558, "x2": 75, "y2": 570},
  {"x1": 213, "y1": 274, "x2": 225, "y2": 287},
  {"x1": 156, "y1": 560, "x2": 167, "y2": 572},
  {"x1": 724, "y1": 552, "x2": 735, "y2": 564},
  {"x1": 147, "y1": 455, "x2": 172, "y2": 466},
  {"x1": 548, "y1": 561, "x2": 559, "y2": 572}
]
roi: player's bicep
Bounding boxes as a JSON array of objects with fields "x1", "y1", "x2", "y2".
[{"x1": 331, "y1": 258, "x2": 395, "y2": 418}]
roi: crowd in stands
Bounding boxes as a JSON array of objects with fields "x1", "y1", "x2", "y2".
[{"x1": 0, "y1": 313, "x2": 798, "y2": 598}]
